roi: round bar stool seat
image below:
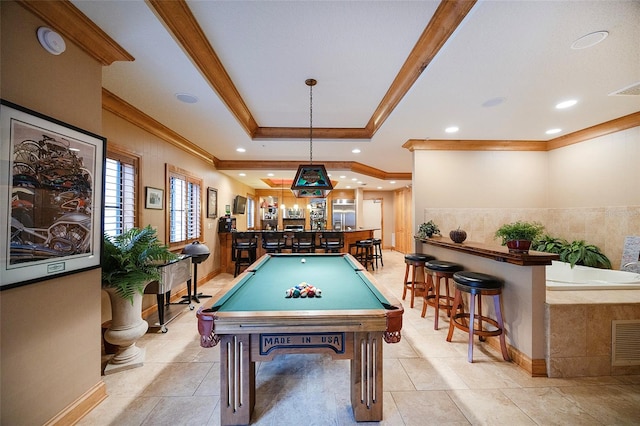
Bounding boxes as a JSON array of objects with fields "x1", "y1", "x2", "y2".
[
  {"x1": 422, "y1": 260, "x2": 463, "y2": 330},
  {"x1": 403, "y1": 253, "x2": 435, "y2": 309},
  {"x1": 446, "y1": 271, "x2": 511, "y2": 363},
  {"x1": 355, "y1": 239, "x2": 374, "y2": 271}
]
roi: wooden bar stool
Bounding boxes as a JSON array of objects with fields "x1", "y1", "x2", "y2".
[
  {"x1": 232, "y1": 232, "x2": 257, "y2": 277},
  {"x1": 402, "y1": 253, "x2": 435, "y2": 309},
  {"x1": 371, "y1": 238, "x2": 383, "y2": 268},
  {"x1": 261, "y1": 231, "x2": 286, "y2": 253},
  {"x1": 355, "y1": 239, "x2": 374, "y2": 271},
  {"x1": 292, "y1": 231, "x2": 316, "y2": 253},
  {"x1": 446, "y1": 271, "x2": 510, "y2": 363},
  {"x1": 318, "y1": 232, "x2": 344, "y2": 253},
  {"x1": 422, "y1": 260, "x2": 463, "y2": 329}
]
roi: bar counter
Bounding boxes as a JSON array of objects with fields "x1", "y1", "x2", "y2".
[
  {"x1": 219, "y1": 229, "x2": 376, "y2": 276},
  {"x1": 416, "y1": 236, "x2": 558, "y2": 377}
]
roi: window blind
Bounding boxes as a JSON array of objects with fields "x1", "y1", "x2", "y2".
[
  {"x1": 169, "y1": 173, "x2": 202, "y2": 244},
  {"x1": 104, "y1": 157, "x2": 135, "y2": 236}
]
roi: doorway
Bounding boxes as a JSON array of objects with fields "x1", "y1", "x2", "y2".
[{"x1": 362, "y1": 199, "x2": 382, "y2": 242}]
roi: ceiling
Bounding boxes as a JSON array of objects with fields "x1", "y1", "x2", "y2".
[{"x1": 68, "y1": 0, "x2": 640, "y2": 191}]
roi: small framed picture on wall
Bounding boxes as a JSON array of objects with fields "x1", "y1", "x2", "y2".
[
  {"x1": 207, "y1": 187, "x2": 218, "y2": 219},
  {"x1": 145, "y1": 187, "x2": 164, "y2": 210}
]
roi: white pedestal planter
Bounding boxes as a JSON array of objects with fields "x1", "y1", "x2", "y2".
[{"x1": 103, "y1": 287, "x2": 148, "y2": 375}]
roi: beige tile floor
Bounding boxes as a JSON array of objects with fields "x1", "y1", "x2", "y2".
[{"x1": 80, "y1": 250, "x2": 640, "y2": 425}]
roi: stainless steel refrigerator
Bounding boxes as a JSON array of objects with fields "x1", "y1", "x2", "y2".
[{"x1": 332, "y1": 199, "x2": 356, "y2": 231}]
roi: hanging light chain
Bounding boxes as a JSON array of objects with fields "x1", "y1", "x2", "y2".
[{"x1": 306, "y1": 78, "x2": 317, "y2": 164}]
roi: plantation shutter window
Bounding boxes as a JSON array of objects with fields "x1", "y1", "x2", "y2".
[
  {"x1": 167, "y1": 165, "x2": 202, "y2": 247},
  {"x1": 104, "y1": 150, "x2": 138, "y2": 237}
]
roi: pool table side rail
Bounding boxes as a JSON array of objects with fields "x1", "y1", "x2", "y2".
[{"x1": 196, "y1": 254, "x2": 404, "y2": 347}]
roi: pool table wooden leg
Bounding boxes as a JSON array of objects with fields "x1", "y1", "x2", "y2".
[
  {"x1": 350, "y1": 332, "x2": 383, "y2": 421},
  {"x1": 220, "y1": 334, "x2": 255, "y2": 426}
]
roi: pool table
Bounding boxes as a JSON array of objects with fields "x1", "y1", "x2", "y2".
[{"x1": 197, "y1": 253, "x2": 403, "y2": 425}]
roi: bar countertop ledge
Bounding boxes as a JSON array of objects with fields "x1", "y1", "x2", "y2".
[{"x1": 416, "y1": 236, "x2": 559, "y2": 377}]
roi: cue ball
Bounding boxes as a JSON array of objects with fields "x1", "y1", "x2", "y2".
[{"x1": 301, "y1": 258, "x2": 306, "y2": 263}]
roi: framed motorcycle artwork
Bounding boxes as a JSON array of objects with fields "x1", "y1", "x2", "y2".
[{"x1": 0, "y1": 100, "x2": 105, "y2": 289}]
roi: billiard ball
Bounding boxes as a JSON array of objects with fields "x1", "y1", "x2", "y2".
[
  {"x1": 315, "y1": 289, "x2": 322, "y2": 297},
  {"x1": 301, "y1": 258, "x2": 306, "y2": 263}
]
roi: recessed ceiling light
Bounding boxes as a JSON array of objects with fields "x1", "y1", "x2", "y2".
[
  {"x1": 236, "y1": 148, "x2": 246, "y2": 153},
  {"x1": 267, "y1": 173, "x2": 274, "y2": 177},
  {"x1": 239, "y1": 173, "x2": 246, "y2": 177},
  {"x1": 352, "y1": 178, "x2": 358, "y2": 181},
  {"x1": 556, "y1": 100, "x2": 577, "y2": 109},
  {"x1": 339, "y1": 175, "x2": 346, "y2": 179},
  {"x1": 352, "y1": 148, "x2": 361, "y2": 154},
  {"x1": 445, "y1": 126, "x2": 459, "y2": 133},
  {"x1": 377, "y1": 186, "x2": 382, "y2": 189},
  {"x1": 390, "y1": 181, "x2": 396, "y2": 184},
  {"x1": 546, "y1": 128, "x2": 562, "y2": 135},
  {"x1": 571, "y1": 31, "x2": 608, "y2": 50},
  {"x1": 346, "y1": 186, "x2": 352, "y2": 189},
  {"x1": 175, "y1": 93, "x2": 199, "y2": 104}
]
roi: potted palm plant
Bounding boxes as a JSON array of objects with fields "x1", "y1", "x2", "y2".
[
  {"x1": 102, "y1": 225, "x2": 177, "y2": 374},
  {"x1": 494, "y1": 221, "x2": 544, "y2": 253}
]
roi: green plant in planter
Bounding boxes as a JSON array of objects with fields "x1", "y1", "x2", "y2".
[
  {"x1": 494, "y1": 221, "x2": 545, "y2": 245},
  {"x1": 418, "y1": 220, "x2": 441, "y2": 238},
  {"x1": 533, "y1": 235, "x2": 612, "y2": 269},
  {"x1": 102, "y1": 225, "x2": 178, "y2": 303},
  {"x1": 559, "y1": 240, "x2": 611, "y2": 269},
  {"x1": 533, "y1": 234, "x2": 568, "y2": 254}
]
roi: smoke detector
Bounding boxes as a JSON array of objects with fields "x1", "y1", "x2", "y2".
[{"x1": 37, "y1": 27, "x2": 66, "y2": 55}]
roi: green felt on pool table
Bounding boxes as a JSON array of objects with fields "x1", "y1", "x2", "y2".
[{"x1": 213, "y1": 254, "x2": 391, "y2": 312}]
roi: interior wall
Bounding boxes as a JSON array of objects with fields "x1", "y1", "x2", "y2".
[
  {"x1": 413, "y1": 150, "x2": 549, "y2": 210},
  {"x1": 545, "y1": 127, "x2": 640, "y2": 268},
  {"x1": 412, "y1": 128, "x2": 640, "y2": 268},
  {"x1": 102, "y1": 110, "x2": 254, "y2": 320},
  {"x1": 548, "y1": 127, "x2": 640, "y2": 207},
  {"x1": 1, "y1": 2, "x2": 104, "y2": 424}
]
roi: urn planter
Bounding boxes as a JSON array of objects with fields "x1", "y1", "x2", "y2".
[
  {"x1": 103, "y1": 286, "x2": 148, "y2": 375},
  {"x1": 101, "y1": 226, "x2": 177, "y2": 374}
]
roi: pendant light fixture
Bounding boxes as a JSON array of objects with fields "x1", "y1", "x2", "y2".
[{"x1": 290, "y1": 79, "x2": 333, "y2": 198}]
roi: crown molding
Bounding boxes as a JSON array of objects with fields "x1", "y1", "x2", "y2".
[
  {"x1": 102, "y1": 88, "x2": 409, "y2": 180},
  {"x1": 366, "y1": 0, "x2": 477, "y2": 136},
  {"x1": 146, "y1": 0, "x2": 475, "y2": 141},
  {"x1": 404, "y1": 111, "x2": 640, "y2": 152},
  {"x1": 253, "y1": 127, "x2": 371, "y2": 140},
  {"x1": 546, "y1": 111, "x2": 640, "y2": 150},
  {"x1": 147, "y1": 0, "x2": 258, "y2": 137},
  {"x1": 402, "y1": 139, "x2": 546, "y2": 151},
  {"x1": 17, "y1": 0, "x2": 133, "y2": 65},
  {"x1": 215, "y1": 160, "x2": 411, "y2": 181},
  {"x1": 102, "y1": 88, "x2": 216, "y2": 165}
]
